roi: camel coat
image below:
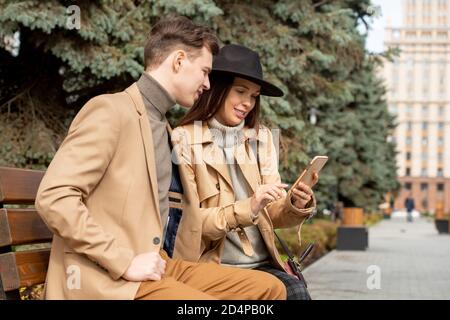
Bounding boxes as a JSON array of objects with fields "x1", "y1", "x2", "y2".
[{"x1": 35, "y1": 83, "x2": 164, "y2": 299}]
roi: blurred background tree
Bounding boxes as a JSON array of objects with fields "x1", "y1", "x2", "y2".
[{"x1": 0, "y1": 0, "x2": 400, "y2": 212}]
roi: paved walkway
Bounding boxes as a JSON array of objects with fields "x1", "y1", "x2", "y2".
[{"x1": 303, "y1": 217, "x2": 450, "y2": 299}]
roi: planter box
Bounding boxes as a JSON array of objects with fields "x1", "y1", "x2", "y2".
[
  {"x1": 336, "y1": 226, "x2": 368, "y2": 251},
  {"x1": 342, "y1": 207, "x2": 364, "y2": 226},
  {"x1": 435, "y1": 219, "x2": 449, "y2": 234}
]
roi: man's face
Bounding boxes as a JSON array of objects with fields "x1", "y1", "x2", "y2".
[{"x1": 173, "y1": 46, "x2": 212, "y2": 108}]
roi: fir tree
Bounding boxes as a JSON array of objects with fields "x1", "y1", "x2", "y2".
[{"x1": 0, "y1": 0, "x2": 399, "y2": 211}]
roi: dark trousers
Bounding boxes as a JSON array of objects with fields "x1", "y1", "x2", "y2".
[
  {"x1": 407, "y1": 210, "x2": 413, "y2": 222},
  {"x1": 256, "y1": 264, "x2": 311, "y2": 300}
]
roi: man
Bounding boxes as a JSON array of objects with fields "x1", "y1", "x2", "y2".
[
  {"x1": 404, "y1": 193, "x2": 415, "y2": 223},
  {"x1": 36, "y1": 16, "x2": 286, "y2": 300}
]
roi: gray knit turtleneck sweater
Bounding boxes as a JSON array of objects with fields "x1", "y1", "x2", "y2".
[
  {"x1": 208, "y1": 118, "x2": 270, "y2": 269},
  {"x1": 137, "y1": 72, "x2": 175, "y2": 241}
]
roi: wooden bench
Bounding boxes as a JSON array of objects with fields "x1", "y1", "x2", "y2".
[{"x1": 0, "y1": 166, "x2": 52, "y2": 300}]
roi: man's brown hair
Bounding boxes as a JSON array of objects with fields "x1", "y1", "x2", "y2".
[{"x1": 144, "y1": 16, "x2": 219, "y2": 69}]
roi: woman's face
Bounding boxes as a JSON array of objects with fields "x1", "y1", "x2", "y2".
[{"x1": 215, "y1": 77, "x2": 261, "y2": 127}]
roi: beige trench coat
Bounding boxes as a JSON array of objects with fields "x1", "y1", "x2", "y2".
[{"x1": 171, "y1": 122, "x2": 316, "y2": 271}]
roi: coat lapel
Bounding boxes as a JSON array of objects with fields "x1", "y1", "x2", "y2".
[
  {"x1": 195, "y1": 123, "x2": 264, "y2": 193},
  {"x1": 196, "y1": 122, "x2": 233, "y2": 189},
  {"x1": 125, "y1": 83, "x2": 161, "y2": 227},
  {"x1": 235, "y1": 139, "x2": 261, "y2": 193}
]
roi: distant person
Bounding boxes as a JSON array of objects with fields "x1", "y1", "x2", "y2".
[
  {"x1": 333, "y1": 201, "x2": 344, "y2": 222},
  {"x1": 404, "y1": 193, "x2": 415, "y2": 223},
  {"x1": 389, "y1": 195, "x2": 395, "y2": 213}
]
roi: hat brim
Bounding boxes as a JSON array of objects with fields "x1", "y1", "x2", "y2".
[{"x1": 211, "y1": 69, "x2": 284, "y2": 97}]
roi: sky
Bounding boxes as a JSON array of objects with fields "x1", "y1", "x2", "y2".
[{"x1": 365, "y1": 0, "x2": 404, "y2": 53}]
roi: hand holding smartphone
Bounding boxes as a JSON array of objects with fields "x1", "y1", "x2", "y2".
[{"x1": 290, "y1": 156, "x2": 328, "y2": 192}]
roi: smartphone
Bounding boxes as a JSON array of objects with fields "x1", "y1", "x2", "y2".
[{"x1": 291, "y1": 156, "x2": 328, "y2": 189}]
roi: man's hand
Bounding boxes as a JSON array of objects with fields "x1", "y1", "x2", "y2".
[
  {"x1": 291, "y1": 172, "x2": 318, "y2": 209},
  {"x1": 123, "y1": 251, "x2": 166, "y2": 282}
]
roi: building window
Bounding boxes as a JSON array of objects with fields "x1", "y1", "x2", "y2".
[
  {"x1": 437, "y1": 168, "x2": 444, "y2": 177},
  {"x1": 438, "y1": 122, "x2": 444, "y2": 130},
  {"x1": 438, "y1": 137, "x2": 444, "y2": 146},
  {"x1": 439, "y1": 106, "x2": 445, "y2": 116},
  {"x1": 422, "y1": 122, "x2": 428, "y2": 130},
  {"x1": 405, "y1": 182, "x2": 412, "y2": 190},
  {"x1": 407, "y1": 86, "x2": 414, "y2": 98},
  {"x1": 389, "y1": 105, "x2": 397, "y2": 115},
  {"x1": 422, "y1": 153, "x2": 428, "y2": 160},
  {"x1": 422, "y1": 105, "x2": 428, "y2": 115},
  {"x1": 437, "y1": 183, "x2": 445, "y2": 192},
  {"x1": 438, "y1": 31, "x2": 448, "y2": 39},
  {"x1": 421, "y1": 168, "x2": 427, "y2": 176},
  {"x1": 392, "y1": 71, "x2": 399, "y2": 84},
  {"x1": 438, "y1": 153, "x2": 444, "y2": 162},
  {"x1": 406, "y1": 137, "x2": 412, "y2": 145},
  {"x1": 422, "y1": 199, "x2": 428, "y2": 210},
  {"x1": 406, "y1": 152, "x2": 412, "y2": 160},
  {"x1": 406, "y1": 168, "x2": 411, "y2": 176},
  {"x1": 407, "y1": 122, "x2": 413, "y2": 130},
  {"x1": 422, "y1": 138, "x2": 428, "y2": 146},
  {"x1": 421, "y1": 183, "x2": 428, "y2": 191},
  {"x1": 406, "y1": 105, "x2": 413, "y2": 115}
]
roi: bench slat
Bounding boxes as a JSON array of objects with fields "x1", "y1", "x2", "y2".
[
  {"x1": 0, "y1": 167, "x2": 44, "y2": 205},
  {"x1": 0, "y1": 208, "x2": 52, "y2": 247},
  {"x1": 0, "y1": 249, "x2": 50, "y2": 292}
]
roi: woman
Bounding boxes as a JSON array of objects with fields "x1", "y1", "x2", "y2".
[{"x1": 171, "y1": 44, "x2": 318, "y2": 300}]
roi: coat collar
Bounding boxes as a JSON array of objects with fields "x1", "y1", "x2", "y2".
[
  {"x1": 183, "y1": 121, "x2": 269, "y2": 145},
  {"x1": 179, "y1": 121, "x2": 266, "y2": 193},
  {"x1": 136, "y1": 73, "x2": 175, "y2": 120}
]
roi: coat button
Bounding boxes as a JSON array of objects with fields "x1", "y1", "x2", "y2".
[
  {"x1": 216, "y1": 183, "x2": 220, "y2": 190},
  {"x1": 153, "y1": 237, "x2": 160, "y2": 245}
]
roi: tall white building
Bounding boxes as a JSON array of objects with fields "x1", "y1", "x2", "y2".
[{"x1": 383, "y1": 0, "x2": 450, "y2": 214}]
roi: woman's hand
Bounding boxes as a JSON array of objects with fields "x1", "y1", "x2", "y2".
[
  {"x1": 291, "y1": 172, "x2": 319, "y2": 209},
  {"x1": 251, "y1": 183, "x2": 288, "y2": 216}
]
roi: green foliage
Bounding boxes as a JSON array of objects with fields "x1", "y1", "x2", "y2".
[
  {"x1": 363, "y1": 212, "x2": 384, "y2": 227},
  {"x1": 0, "y1": 0, "x2": 399, "y2": 210}
]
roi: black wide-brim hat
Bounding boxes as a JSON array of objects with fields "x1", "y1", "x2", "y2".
[{"x1": 212, "y1": 44, "x2": 284, "y2": 97}]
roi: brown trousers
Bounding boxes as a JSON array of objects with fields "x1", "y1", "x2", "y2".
[{"x1": 135, "y1": 251, "x2": 286, "y2": 300}]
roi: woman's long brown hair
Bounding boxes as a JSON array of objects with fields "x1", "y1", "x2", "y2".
[{"x1": 178, "y1": 72, "x2": 260, "y2": 127}]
